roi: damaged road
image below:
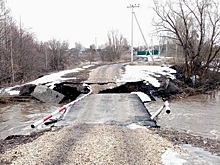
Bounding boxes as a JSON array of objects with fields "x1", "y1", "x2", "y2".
[
  {"x1": 1, "y1": 63, "x2": 179, "y2": 136},
  {"x1": 2, "y1": 63, "x2": 178, "y2": 136},
  {"x1": 1, "y1": 62, "x2": 220, "y2": 165},
  {"x1": 48, "y1": 63, "x2": 158, "y2": 127}
]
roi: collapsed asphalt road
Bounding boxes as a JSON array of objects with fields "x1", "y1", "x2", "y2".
[
  {"x1": 59, "y1": 63, "x2": 157, "y2": 127},
  {"x1": 48, "y1": 63, "x2": 157, "y2": 128}
]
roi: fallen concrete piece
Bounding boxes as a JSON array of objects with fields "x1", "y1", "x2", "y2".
[{"x1": 32, "y1": 85, "x2": 64, "y2": 103}]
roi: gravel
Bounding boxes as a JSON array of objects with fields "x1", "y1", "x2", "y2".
[{"x1": 0, "y1": 124, "x2": 181, "y2": 165}]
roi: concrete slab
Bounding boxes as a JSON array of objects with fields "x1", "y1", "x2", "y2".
[{"x1": 32, "y1": 85, "x2": 64, "y2": 103}]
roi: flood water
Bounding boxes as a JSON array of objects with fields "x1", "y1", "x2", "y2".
[
  {"x1": 0, "y1": 91, "x2": 220, "y2": 140},
  {"x1": 147, "y1": 90, "x2": 220, "y2": 139},
  {"x1": 0, "y1": 102, "x2": 60, "y2": 139}
]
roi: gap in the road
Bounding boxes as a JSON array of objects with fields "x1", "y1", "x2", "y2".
[
  {"x1": 53, "y1": 82, "x2": 90, "y2": 103},
  {"x1": 98, "y1": 81, "x2": 157, "y2": 101}
]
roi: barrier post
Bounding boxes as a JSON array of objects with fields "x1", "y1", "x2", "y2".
[
  {"x1": 150, "y1": 100, "x2": 170, "y2": 120},
  {"x1": 31, "y1": 86, "x2": 92, "y2": 128}
]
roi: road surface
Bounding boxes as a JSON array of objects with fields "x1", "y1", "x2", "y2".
[{"x1": 64, "y1": 94, "x2": 156, "y2": 127}]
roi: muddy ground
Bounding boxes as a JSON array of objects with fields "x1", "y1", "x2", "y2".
[
  {"x1": 0, "y1": 131, "x2": 45, "y2": 154},
  {"x1": 150, "y1": 128, "x2": 220, "y2": 156}
]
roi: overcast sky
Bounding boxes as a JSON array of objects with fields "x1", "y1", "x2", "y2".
[{"x1": 6, "y1": 0, "x2": 156, "y2": 48}]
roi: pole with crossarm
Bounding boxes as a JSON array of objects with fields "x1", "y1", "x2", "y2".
[{"x1": 127, "y1": 4, "x2": 139, "y2": 63}]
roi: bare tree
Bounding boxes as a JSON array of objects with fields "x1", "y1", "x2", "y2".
[
  {"x1": 47, "y1": 39, "x2": 70, "y2": 71},
  {"x1": 153, "y1": 0, "x2": 220, "y2": 84},
  {"x1": 88, "y1": 44, "x2": 96, "y2": 64},
  {"x1": 0, "y1": 0, "x2": 14, "y2": 85},
  {"x1": 101, "y1": 30, "x2": 128, "y2": 62},
  {"x1": 0, "y1": 0, "x2": 73, "y2": 86},
  {"x1": 74, "y1": 42, "x2": 82, "y2": 54}
]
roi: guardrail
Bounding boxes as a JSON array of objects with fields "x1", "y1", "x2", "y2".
[{"x1": 31, "y1": 85, "x2": 92, "y2": 128}]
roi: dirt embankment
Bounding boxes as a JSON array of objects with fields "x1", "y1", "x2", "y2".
[{"x1": 169, "y1": 65, "x2": 220, "y2": 98}]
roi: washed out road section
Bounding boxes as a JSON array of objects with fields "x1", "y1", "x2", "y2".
[
  {"x1": 63, "y1": 93, "x2": 156, "y2": 127},
  {"x1": 85, "y1": 63, "x2": 124, "y2": 93}
]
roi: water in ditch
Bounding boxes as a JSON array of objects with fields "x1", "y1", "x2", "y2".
[
  {"x1": 146, "y1": 90, "x2": 220, "y2": 139},
  {"x1": 0, "y1": 102, "x2": 60, "y2": 139}
]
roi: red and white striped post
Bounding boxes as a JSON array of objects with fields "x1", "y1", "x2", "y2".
[
  {"x1": 164, "y1": 100, "x2": 171, "y2": 114},
  {"x1": 150, "y1": 100, "x2": 171, "y2": 120},
  {"x1": 31, "y1": 86, "x2": 92, "y2": 128},
  {"x1": 31, "y1": 106, "x2": 67, "y2": 128}
]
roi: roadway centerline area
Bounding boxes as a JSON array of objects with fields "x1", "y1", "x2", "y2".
[{"x1": 63, "y1": 93, "x2": 157, "y2": 127}]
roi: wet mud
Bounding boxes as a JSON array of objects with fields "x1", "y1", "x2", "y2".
[
  {"x1": 150, "y1": 127, "x2": 220, "y2": 156},
  {"x1": 0, "y1": 131, "x2": 45, "y2": 154}
]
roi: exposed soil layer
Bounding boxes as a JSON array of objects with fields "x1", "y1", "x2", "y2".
[
  {"x1": 61, "y1": 67, "x2": 93, "y2": 82},
  {"x1": 0, "y1": 131, "x2": 45, "y2": 154},
  {"x1": 150, "y1": 127, "x2": 220, "y2": 156}
]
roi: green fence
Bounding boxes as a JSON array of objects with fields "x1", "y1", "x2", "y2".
[{"x1": 137, "y1": 50, "x2": 159, "y2": 55}]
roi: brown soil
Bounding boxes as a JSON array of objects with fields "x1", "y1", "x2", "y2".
[
  {"x1": 150, "y1": 127, "x2": 220, "y2": 156},
  {"x1": 0, "y1": 132, "x2": 45, "y2": 154},
  {"x1": 61, "y1": 65, "x2": 99, "y2": 83}
]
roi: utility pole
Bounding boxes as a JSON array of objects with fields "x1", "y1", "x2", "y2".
[
  {"x1": 127, "y1": 4, "x2": 139, "y2": 63},
  {"x1": 133, "y1": 12, "x2": 155, "y2": 63}
]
